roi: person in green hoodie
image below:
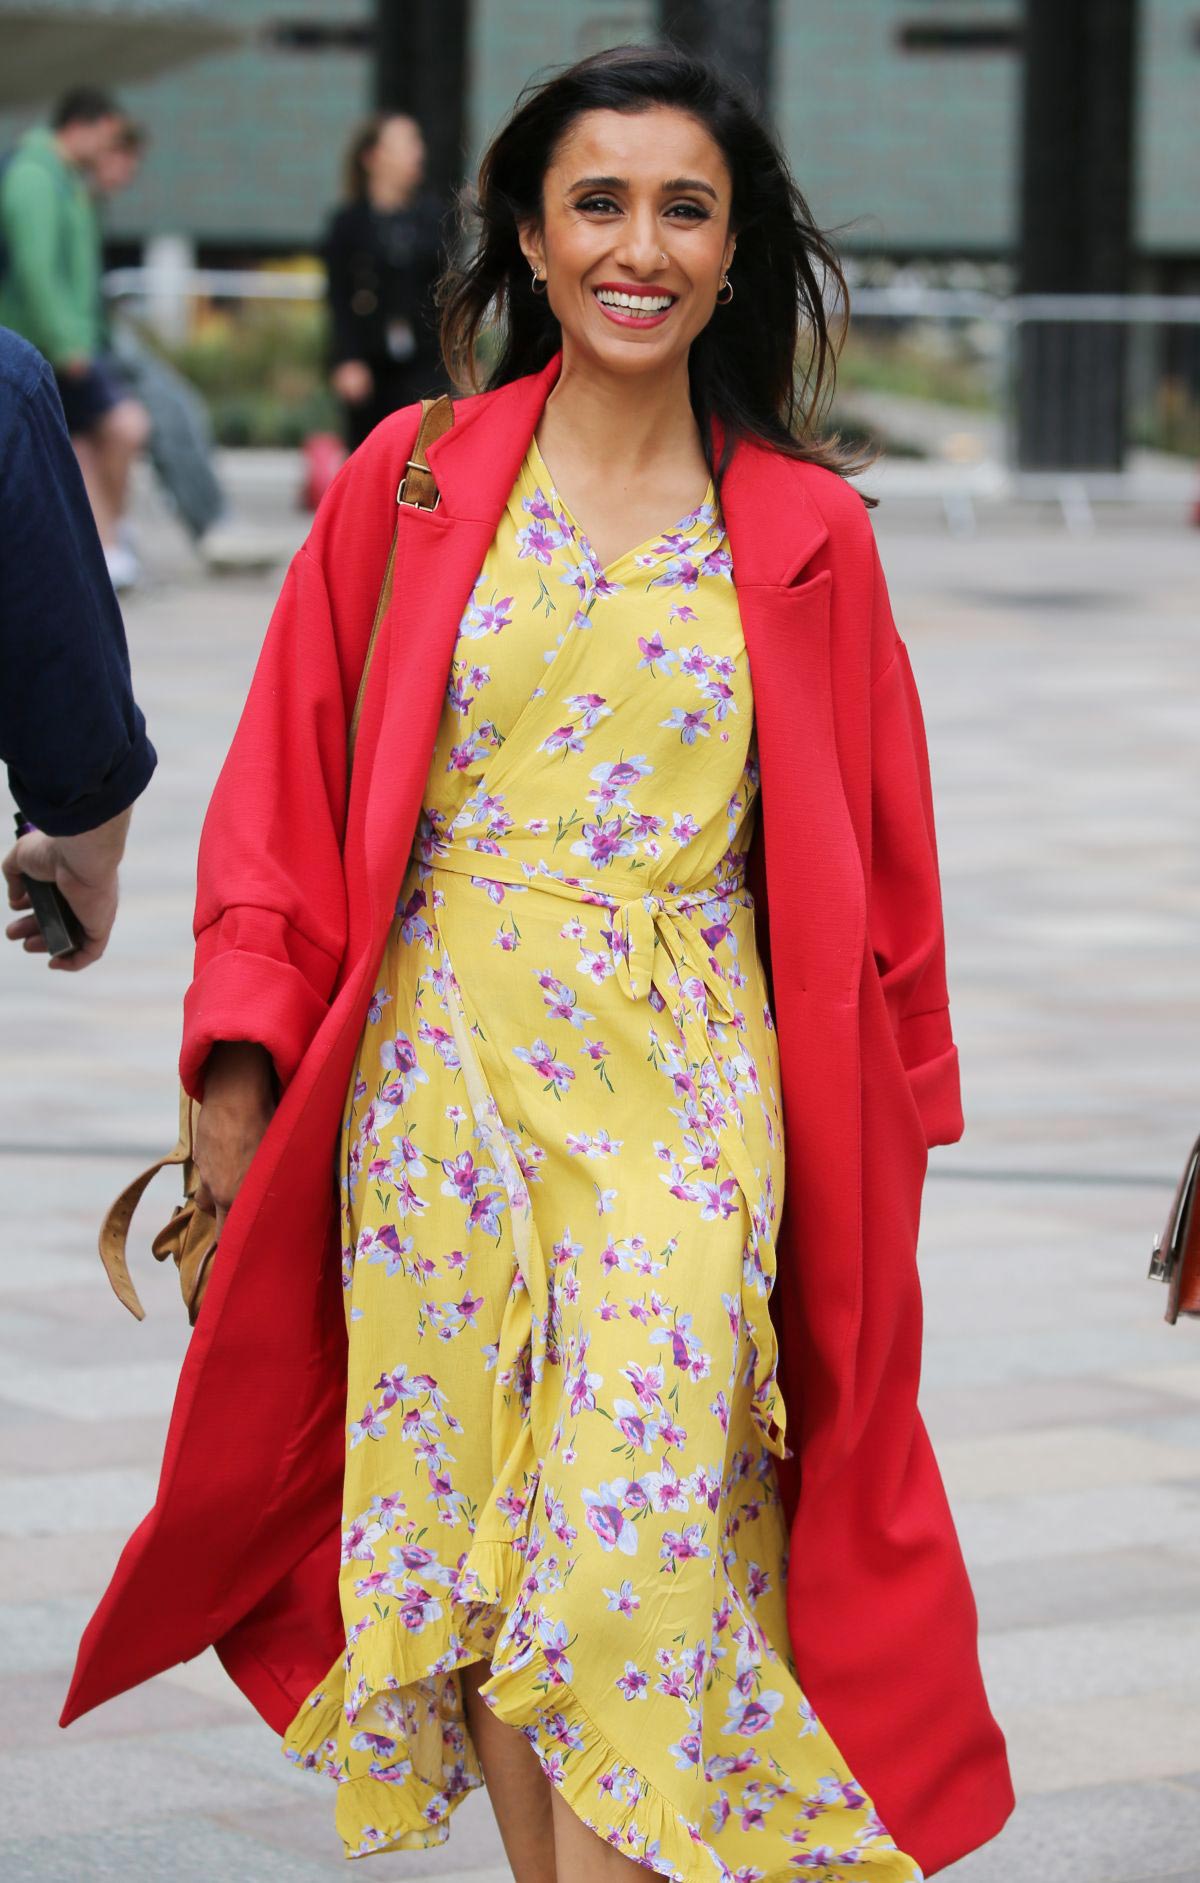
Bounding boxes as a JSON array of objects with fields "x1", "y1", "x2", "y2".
[{"x1": 0, "y1": 88, "x2": 149, "y2": 585}]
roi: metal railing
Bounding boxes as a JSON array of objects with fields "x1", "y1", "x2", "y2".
[
  {"x1": 103, "y1": 265, "x2": 1200, "y2": 529},
  {"x1": 849, "y1": 284, "x2": 1200, "y2": 472}
]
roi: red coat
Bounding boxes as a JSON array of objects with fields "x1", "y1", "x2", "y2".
[{"x1": 60, "y1": 350, "x2": 1014, "y2": 1874}]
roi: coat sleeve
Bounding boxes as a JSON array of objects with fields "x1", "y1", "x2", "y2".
[
  {"x1": 179, "y1": 410, "x2": 418, "y2": 1100},
  {"x1": 866, "y1": 537, "x2": 964, "y2": 1148},
  {"x1": 0, "y1": 344, "x2": 157, "y2": 831}
]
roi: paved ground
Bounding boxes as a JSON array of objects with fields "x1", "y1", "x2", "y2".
[{"x1": 1, "y1": 454, "x2": 1199, "y2": 1882}]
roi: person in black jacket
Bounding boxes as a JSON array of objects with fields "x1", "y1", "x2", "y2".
[
  {"x1": 323, "y1": 114, "x2": 449, "y2": 451},
  {"x1": 0, "y1": 326, "x2": 155, "y2": 970}
]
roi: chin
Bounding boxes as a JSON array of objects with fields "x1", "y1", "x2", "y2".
[{"x1": 577, "y1": 322, "x2": 689, "y2": 375}]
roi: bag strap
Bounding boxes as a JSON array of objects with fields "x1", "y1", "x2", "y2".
[
  {"x1": 98, "y1": 1087, "x2": 199, "y2": 1320},
  {"x1": 98, "y1": 395, "x2": 456, "y2": 1321},
  {"x1": 347, "y1": 391, "x2": 456, "y2": 771}
]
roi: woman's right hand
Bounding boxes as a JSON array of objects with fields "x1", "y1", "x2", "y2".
[
  {"x1": 193, "y1": 1041, "x2": 278, "y2": 1239},
  {"x1": 332, "y1": 359, "x2": 373, "y2": 404}
]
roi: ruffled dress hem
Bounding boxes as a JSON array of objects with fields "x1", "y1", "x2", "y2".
[{"x1": 282, "y1": 1528, "x2": 724, "y2": 1878}]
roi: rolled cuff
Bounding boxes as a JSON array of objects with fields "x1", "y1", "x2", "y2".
[
  {"x1": 10, "y1": 732, "x2": 157, "y2": 837},
  {"x1": 180, "y1": 919, "x2": 336, "y2": 1100},
  {"x1": 898, "y1": 1006, "x2": 964, "y2": 1147}
]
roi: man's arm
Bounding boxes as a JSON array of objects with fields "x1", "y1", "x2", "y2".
[
  {"x1": 0, "y1": 339, "x2": 156, "y2": 832},
  {"x1": 0, "y1": 335, "x2": 156, "y2": 967}
]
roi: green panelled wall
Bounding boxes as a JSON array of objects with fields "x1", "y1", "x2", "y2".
[
  {"x1": 0, "y1": 0, "x2": 1194, "y2": 255},
  {"x1": 466, "y1": 1, "x2": 655, "y2": 169},
  {"x1": 775, "y1": 0, "x2": 1020, "y2": 255},
  {"x1": 0, "y1": 0, "x2": 373, "y2": 247},
  {"x1": 1138, "y1": 0, "x2": 1199, "y2": 251}
]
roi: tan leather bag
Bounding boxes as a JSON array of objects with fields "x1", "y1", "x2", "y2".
[{"x1": 98, "y1": 393, "x2": 456, "y2": 1324}]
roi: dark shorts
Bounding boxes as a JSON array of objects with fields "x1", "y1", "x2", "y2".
[{"x1": 53, "y1": 358, "x2": 129, "y2": 436}]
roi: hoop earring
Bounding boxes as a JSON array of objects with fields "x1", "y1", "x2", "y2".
[
  {"x1": 531, "y1": 268, "x2": 548, "y2": 296},
  {"x1": 716, "y1": 274, "x2": 734, "y2": 305}
]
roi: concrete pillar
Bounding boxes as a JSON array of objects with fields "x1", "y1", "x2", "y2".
[{"x1": 141, "y1": 232, "x2": 196, "y2": 347}]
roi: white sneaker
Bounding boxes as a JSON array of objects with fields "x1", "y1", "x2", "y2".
[
  {"x1": 199, "y1": 519, "x2": 285, "y2": 575},
  {"x1": 104, "y1": 541, "x2": 141, "y2": 592}
]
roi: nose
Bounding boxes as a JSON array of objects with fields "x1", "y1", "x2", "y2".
[{"x1": 611, "y1": 205, "x2": 669, "y2": 278}]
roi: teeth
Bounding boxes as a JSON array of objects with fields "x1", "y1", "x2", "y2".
[{"x1": 595, "y1": 290, "x2": 674, "y2": 313}]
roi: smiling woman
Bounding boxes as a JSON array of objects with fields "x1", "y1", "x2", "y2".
[{"x1": 58, "y1": 38, "x2": 1013, "y2": 1883}]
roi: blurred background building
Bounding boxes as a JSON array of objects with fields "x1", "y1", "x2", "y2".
[
  {"x1": 1, "y1": 0, "x2": 1197, "y2": 474},
  {"x1": 0, "y1": 1, "x2": 1195, "y2": 283}
]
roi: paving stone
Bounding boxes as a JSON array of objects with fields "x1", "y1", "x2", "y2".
[
  {"x1": 969, "y1": 1545, "x2": 1200, "y2": 1635},
  {"x1": 0, "y1": 1414, "x2": 168, "y2": 1477},
  {"x1": 0, "y1": 1818, "x2": 376, "y2": 1882},
  {"x1": 998, "y1": 1688, "x2": 1200, "y2": 1796},
  {"x1": 921, "y1": 1374, "x2": 1200, "y2": 1443},
  {"x1": 214, "y1": 1787, "x2": 514, "y2": 1875},
  {"x1": 0, "y1": 1531, "x2": 134, "y2": 1600},
  {"x1": 936, "y1": 1424, "x2": 1200, "y2": 1501},
  {"x1": 980, "y1": 1611, "x2": 1200, "y2": 1711},
  {"x1": 0, "y1": 1597, "x2": 95, "y2": 1676},
  {"x1": 953, "y1": 1481, "x2": 1200, "y2": 1568},
  {"x1": 0, "y1": 1468, "x2": 158, "y2": 1538},
  {"x1": 1123, "y1": 1366, "x2": 1200, "y2": 1407},
  {"x1": 922, "y1": 1322, "x2": 1189, "y2": 1392},
  {"x1": 0, "y1": 1736, "x2": 298, "y2": 1841},
  {"x1": 938, "y1": 1780, "x2": 1200, "y2": 1882},
  {"x1": 0, "y1": 1667, "x2": 245, "y2": 1751},
  {"x1": 0, "y1": 1358, "x2": 184, "y2": 1424}
]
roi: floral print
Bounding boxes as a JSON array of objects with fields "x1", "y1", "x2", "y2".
[{"x1": 281, "y1": 435, "x2": 923, "y2": 1882}]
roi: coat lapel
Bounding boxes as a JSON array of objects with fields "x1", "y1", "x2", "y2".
[
  {"x1": 352, "y1": 354, "x2": 565, "y2": 946},
  {"x1": 714, "y1": 428, "x2": 867, "y2": 1007}
]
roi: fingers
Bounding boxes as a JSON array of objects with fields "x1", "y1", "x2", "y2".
[
  {"x1": 5, "y1": 831, "x2": 57, "y2": 890},
  {"x1": 1, "y1": 849, "x2": 28, "y2": 907},
  {"x1": 48, "y1": 938, "x2": 107, "y2": 972}
]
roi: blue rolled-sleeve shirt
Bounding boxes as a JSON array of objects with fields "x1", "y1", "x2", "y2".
[{"x1": 0, "y1": 326, "x2": 156, "y2": 835}]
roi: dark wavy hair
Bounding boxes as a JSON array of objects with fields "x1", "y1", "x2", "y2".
[{"x1": 437, "y1": 42, "x2": 880, "y2": 505}]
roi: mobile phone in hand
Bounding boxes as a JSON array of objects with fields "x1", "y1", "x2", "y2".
[{"x1": 12, "y1": 814, "x2": 85, "y2": 958}]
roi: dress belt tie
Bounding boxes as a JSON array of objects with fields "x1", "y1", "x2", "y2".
[
  {"x1": 427, "y1": 847, "x2": 743, "y2": 1010},
  {"x1": 422, "y1": 843, "x2": 786, "y2": 1459}
]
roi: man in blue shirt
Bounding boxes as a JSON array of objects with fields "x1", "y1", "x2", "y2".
[{"x1": 0, "y1": 325, "x2": 156, "y2": 970}]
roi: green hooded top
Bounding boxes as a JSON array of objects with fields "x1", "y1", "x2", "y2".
[{"x1": 0, "y1": 126, "x2": 102, "y2": 367}]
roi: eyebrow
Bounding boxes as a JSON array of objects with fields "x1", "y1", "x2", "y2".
[{"x1": 569, "y1": 174, "x2": 719, "y2": 202}]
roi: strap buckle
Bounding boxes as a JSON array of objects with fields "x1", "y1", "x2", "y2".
[{"x1": 397, "y1": 458, "x2": 441, "y2": 509}]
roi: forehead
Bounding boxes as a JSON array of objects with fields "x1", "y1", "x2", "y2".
[{"x1": 549, "y1": 106, "x2": 728, "y2": 189}]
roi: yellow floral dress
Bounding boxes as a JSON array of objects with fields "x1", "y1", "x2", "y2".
[{"x1": 281, "y1": 435, "x2": 923, "y2": 1883}]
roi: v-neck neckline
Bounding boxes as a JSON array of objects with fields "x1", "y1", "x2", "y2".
[{"x1": 526, "y1": 432, "x2": 718, "y2": 584}]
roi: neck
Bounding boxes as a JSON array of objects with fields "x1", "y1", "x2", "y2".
[
  {"x1": 367, "y1": 179, "x2": 413, "y2": 212},
  {"x1": 52, "y1": 130, "x2": 82, "y2": 170},
  {"x1": 539, "y1": 341, "x2": 703, "y2": 477}
]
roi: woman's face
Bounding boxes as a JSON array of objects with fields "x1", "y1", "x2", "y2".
[
  {"x1": 519, "y1": 105, "x2": 736, "y2": 377},
  {"x1": 368, "y1": 116, "x2": 425, "y2": 195}
]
